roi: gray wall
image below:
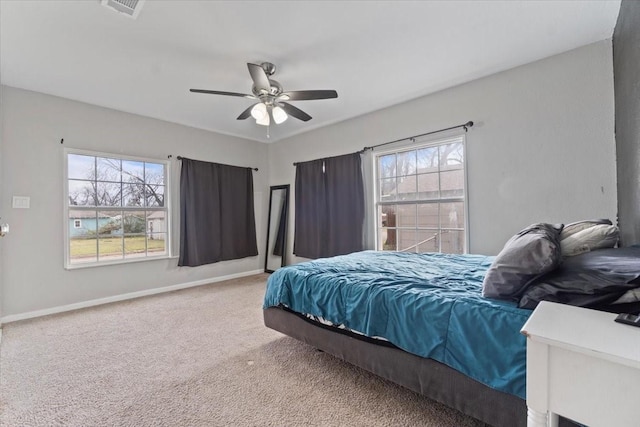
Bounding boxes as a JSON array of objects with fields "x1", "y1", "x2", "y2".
[
  {"x1": 0, "y1": 38, "x2": 620, "y2": 318},
  {"x1": 270, "y1": 40, "x2": 617, "y2": 260},
  {"x1": 0, "y1": 86, "x2": 268, "y2": 316},
  {"x1": 0, "y1": 84, "x2": 3, "y2": 323},
  {"x1": 614, "y1": 0, "x2": 640, "y2": 246}
]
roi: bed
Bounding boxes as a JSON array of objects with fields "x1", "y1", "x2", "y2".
[
  {"x1": 263, "y1": 224, "x2": 640, "y2": 426},
  {"x1": 263, "y1": 250, "x2": 530, "y2": 426}
]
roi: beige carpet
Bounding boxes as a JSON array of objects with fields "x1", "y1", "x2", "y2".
[{"x1": 0, "y1": 274, "x2": 487, "y2": 426}]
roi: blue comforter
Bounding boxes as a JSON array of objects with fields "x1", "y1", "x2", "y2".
[{"x1": 263, "y1": 250, "x2": 532, "y2": 399}]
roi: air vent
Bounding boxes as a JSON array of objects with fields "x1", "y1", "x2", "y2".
[{"x1": 101, "y1": 0, "x2": 146, "y2": 19}]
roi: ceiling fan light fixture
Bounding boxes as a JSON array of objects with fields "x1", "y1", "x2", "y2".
[
  {"x1": 272, "y1": 106, "x2": 288, "y2": 124},
  {"x1": 256, "y1": 111, "x2": 270, "y2": 126},
  {"x1": 251, "y1": 102, "x2": 268, "y2": 120},
  {"x1": 189, "y1": 61, "x2": 338, "y2": 129}
]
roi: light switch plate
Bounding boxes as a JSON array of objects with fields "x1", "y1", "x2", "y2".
[{"x1": 12, "y1": 196, "x2": 30, "y2": 209}]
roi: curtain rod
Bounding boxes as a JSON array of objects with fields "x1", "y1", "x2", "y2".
[
  {"x1": 292, "y1": 151, "x2": 361, "y2": 167},
  {"x1": 169, "y1": 155, "x2": 258, "y2": 171},
  {"x1": 361, "y1": 121, "x2": 473, "y2": 153},
  {"x1": 292, "y1": 121, "x2": 473, "y2": 166}
]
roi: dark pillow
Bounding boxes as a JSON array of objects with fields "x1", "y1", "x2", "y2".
[
  {"x1": 482, "y1": 223, "x2": 563, "y2": 300},
  {"x1": 518, "y1": 247, "x2": 640, "y2": 310}
]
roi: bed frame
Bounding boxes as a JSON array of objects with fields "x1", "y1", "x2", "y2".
[{"x1": 265, "y1": 306, "x2": 528, "y2": 427}]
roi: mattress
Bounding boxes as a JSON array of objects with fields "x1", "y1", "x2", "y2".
[{"x1": 263, "y1": 250, "x2": 532, "y2": 398}]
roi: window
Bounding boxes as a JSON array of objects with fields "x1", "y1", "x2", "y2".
[
  {"x1": 65, "y1": 149, "x2": 170, "y2": 268},
  {"x1": 375, "y1": 135, "x2": 467, "y2": 254}
]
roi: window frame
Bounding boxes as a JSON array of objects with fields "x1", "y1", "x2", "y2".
[
  {"x1": 373, "y1": 134, "x2": 469, "y2": 254},
  {"x1": 63, "y1": 147, "x2": 172, "y2": 269}
]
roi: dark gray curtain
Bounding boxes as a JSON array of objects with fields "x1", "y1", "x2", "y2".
[
  {"x1": 325, "y1": 153, "x2": 365, "y2": 256},
  {"x1": 294, "y1": 153, "x2": 364, "y2": 259},
  {"x1": 294, "y1": 159, "x2": 325, "y2": 258},
  {"x1": 179, "y1": 158, "x2": 258, "y2": 267}
]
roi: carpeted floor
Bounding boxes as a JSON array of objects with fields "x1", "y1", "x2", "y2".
[{"x1": 0, "y1": 274, "x2": 487, "y2": 426}]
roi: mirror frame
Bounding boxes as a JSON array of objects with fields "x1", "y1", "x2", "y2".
[{"x1": 264, "y1": 184, "x2": 290, "y2": 273}]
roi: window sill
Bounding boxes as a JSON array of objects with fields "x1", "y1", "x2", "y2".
[{"x1": 65, "y1": 254, "x2": 173, "y2": 270}]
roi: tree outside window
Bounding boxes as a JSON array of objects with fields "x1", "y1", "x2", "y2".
[
  {"x1": 375, "y1": 135, "x2": 467, "y2": 254},
  {"x1": 66, "y1": 151, "x2": 169, "y2": 267}
]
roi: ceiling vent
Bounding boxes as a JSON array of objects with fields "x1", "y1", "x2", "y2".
[{"x1": 101, "y1": 0, "x2": 146, "y2": 19}]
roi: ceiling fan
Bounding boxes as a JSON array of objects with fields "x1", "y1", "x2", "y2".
[{"x1": 190, "y1": 62, "x2": 338, "y2": 127}]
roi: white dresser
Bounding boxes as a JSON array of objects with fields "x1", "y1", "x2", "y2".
[{"x1": 521, "y1": 301, "x2": 640, "y2": 427}]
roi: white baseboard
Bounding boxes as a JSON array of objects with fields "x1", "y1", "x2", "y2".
[{"x1": 0, "y1": 269, "x2": 264, "y2": 324}]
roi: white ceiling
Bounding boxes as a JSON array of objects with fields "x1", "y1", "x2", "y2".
[{"x1": 0, "y1": 0, "x2": 621, "y2": 143}]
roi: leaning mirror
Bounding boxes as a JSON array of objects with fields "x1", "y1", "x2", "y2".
[{"x1": 265, "y1": 184, "x2": 290, "y2": 273}]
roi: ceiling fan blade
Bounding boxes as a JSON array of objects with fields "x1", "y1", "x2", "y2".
[
  {"x1": 280, "y1": 102, "x2": 312, "y2": 122},
  {"x1": 279, "y1": 90, "x2": 338, "y2": 101},
  {"x1": 247, "y1": 63, "x2": 271, "y2": 94},
  {"x1": 190, "y1": 89, "x2": 255, "y2": 99},
  {"x1": 236, "y1": 103, "x2": 258, "y2": 120}
]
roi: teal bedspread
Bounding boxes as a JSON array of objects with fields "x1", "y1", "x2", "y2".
[{"x1": 263, "y1": 250, "x2": 532, "y2": 399}]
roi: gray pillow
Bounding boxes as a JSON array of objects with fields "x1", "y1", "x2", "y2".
[
  {"x1": 560, "y1": 219, "x2": 612, "y2": 241},
  {"x1": 560, "y1": 224, "x2": 619, "y2": 257},
  {"x1": 482, "y1": 223, "x2": 563, "y2": 300}
]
